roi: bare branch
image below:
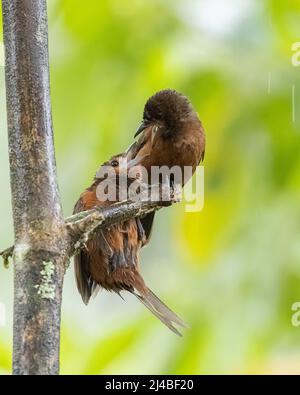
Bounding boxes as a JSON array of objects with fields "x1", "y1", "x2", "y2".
[
  {"x1": 1, "y1": 186, "x2": 180, "y2": 266},
  {"x1": 67, "y1": 185, "x2": 179, "y2": 255},
  {"x1": 0, "y1": 246, "x2": 14, "y2": 268}
]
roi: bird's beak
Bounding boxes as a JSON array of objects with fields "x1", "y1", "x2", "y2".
[
  {"x1": 134, "y1": 121, "x2": 147, "y2": 138},
  {"x1": 127, "y1": 154, "x2": 149, "y2": 168},
  {"x1": 150, "y1": 125, "x2": 160, "y2": 148},
  {"x1": 151, "y1": 126, "x2": 157, "y2": 147}
]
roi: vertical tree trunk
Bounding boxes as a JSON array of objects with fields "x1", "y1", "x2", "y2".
[
  {"x1": 0, "y1": 0, "x2": 178, "y2": 376},
  {"x1": 1, "y1": 0, "x2": 69, "y2": 374}
]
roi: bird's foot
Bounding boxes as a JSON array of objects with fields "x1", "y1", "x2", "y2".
[{"x1": 156, "y1": 182, "x2": 182, "y2": 205}]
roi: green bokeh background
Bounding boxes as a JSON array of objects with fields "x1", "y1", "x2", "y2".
[{"x1": 1, "y1": 0, "x2": 300, "y2": 374}]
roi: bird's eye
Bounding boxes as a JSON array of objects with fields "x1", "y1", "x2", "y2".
[
  {"x1": 110, "y1": 160, "x2": 119, "y2": 167},
  {"x1": 153, "y1": 125, "x2": 159, "y2": 133}
]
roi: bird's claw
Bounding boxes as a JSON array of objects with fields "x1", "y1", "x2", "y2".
[
  {"x1": 160, "y1": 182, "x2": 182, "y2": 204},
  {"x1": 172, "y1": 183, "x2": 183, "y2": 202}
]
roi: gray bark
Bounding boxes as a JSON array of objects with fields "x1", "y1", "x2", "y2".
[{"x1": 2, "y1": 0, "x2": 69, "y2": 375}]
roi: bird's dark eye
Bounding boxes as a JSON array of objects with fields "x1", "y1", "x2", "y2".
[{"x1": 110, "y1": 160, "x2": 119, "y2": 167}]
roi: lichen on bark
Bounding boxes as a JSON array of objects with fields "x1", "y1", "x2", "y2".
[{"x1": 34, "y1": 261, "x2": 56, "y2": 300}]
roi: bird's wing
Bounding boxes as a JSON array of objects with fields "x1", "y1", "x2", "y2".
[
  {"x1": 74, "y1": 250, "x2": 94, "y2": 305},
  {"x1": 105, "y1": 220, "x2": 140, "y2": 272},
  {"x1": 73, "y1": 195, "x2": 99, "y2": 305},
  {"x1": 138, "y1": 212, "x2": 155, "y2": 246}
]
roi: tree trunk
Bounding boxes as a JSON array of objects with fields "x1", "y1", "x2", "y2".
[
  {"x1": 2, "y1": 0, "x2": 69, "y2": 375},
  {"x1": 1, "y1": 0, "x2": 178, "y2": 376}
]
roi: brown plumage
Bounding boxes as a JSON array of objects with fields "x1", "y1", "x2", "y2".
[
  {"x1": 73, "y1": 153, "x2": 186, "y2": 335},
  {"x1": 128, "y1": 89, "x2": 206, "y2": 242},
  {"x1": 129, "y1": 89, "x2": 205, "y2": 177}
]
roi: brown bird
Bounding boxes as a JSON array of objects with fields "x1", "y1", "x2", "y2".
[
  {"x1": 128, "y1": 89, "x2": 206, "y2": 241},
  {"x1": 73, "y1": 153, "x2": 186, "y2": 335},
  {"x1": 130, "y1": 89, "x2": 205, "y2": 178}
]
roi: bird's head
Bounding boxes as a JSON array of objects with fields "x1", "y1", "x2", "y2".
[
  {"x1": 96, "y1": 153, "x2": 146, "y2": 179},
  {"x1": 135, "y1": 89, "x2": 195, "y2": 139}
]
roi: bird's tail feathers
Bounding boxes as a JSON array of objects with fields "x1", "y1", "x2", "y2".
[{"x1": 134, "y1": 287, "x2": 188, "y2": 336}]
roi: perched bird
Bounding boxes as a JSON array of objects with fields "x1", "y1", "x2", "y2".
[
  {"x1": 130, "y1": 89, "x2": 205, "y2": 178},
  {"x1": 73, "y1": 153, "x2": 186, "y2": 335},
  {"x1": 128, "y1": 89, "x2": 206, "y2": 241}
]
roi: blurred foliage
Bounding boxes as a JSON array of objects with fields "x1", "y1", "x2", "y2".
[{"x1": 1, "y1": 0, "x2": 300, "y2": 374}]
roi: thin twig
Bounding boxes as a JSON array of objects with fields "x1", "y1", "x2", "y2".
[{"x1": 0, "y1": 246, "x2": 14, "y2": 268}]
